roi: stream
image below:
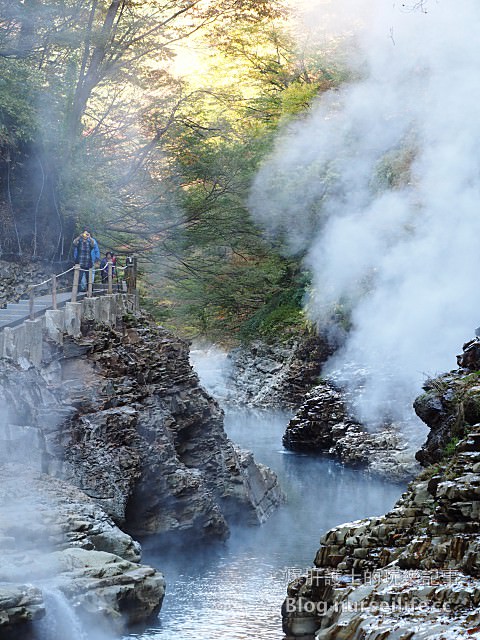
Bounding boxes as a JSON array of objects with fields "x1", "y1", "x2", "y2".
[{"x1": 123, "y1": 407, "x2": 404, "y2": 640}]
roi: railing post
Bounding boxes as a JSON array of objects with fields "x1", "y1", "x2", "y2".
[
  {"x1": 133, "y1": 255, "x2": 137, "y2": 292},
  {"x1": 29, "y1": 288, "x2": 35, "y2": 320},
  {"x1": 126, "y1": 256, "x2": 134, "y2": 294},
  {"x1": 107, "y1": 262, "x2": 113, "y2": 294},
  {"x1": 52, "y1": 274, "x2": 57, "y2": 310},
  {"x1": 72, "y1": 264, "x2": 80, "y2": 303},
  {"x1": 87, "y1": 268, "x2": 93, "y2": 298}
]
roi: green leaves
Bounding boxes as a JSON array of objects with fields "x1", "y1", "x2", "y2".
[{"x1": 0, "y1": 59, "x2": 38, "y2": 147}]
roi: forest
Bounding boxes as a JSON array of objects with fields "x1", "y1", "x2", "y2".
[{"x1": 0, "y1": 0, "x2": 347, "y2": 342}]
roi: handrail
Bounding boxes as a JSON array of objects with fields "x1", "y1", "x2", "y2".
[{"x1": 24, "y1": 255, "x2": 138, "y2": 321}]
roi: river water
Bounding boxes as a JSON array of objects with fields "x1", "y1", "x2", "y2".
[{"x1": 123, "y1": 407, "x2": 404, "y2": 640}]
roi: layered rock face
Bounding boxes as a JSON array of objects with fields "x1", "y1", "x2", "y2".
[
  {"x1": 283, "y1": 381, "x2": 420, "y2": 481},
  {"x1": 0, "y1": 314, "x2": 283, "y2": 637},
  {"x1": 225, "y1": 335, "x2": 334, "y2": 409},
  {"x1": 415, "y1": 337, "x2": 480, "y2": 466},
  {"x1": 282, "y1": 341, "x2": 480, "y2": 639},
  {"x1": 0, "y1": 319, "x2": 283, "y2": 539},
  {"x1": 0, "y1": 259, "x2": 61, "y2": 307},
  {"x1": 0, "y1": 466, "x2": 165, "y2": 639}
]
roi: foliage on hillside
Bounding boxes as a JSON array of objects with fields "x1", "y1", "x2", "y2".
[{"x1": 0, "y1": 0, "x2": 348, "y2": 341}]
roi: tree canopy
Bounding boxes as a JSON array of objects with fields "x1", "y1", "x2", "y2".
[{"x1": 0, "y1": 0, "x2": 346, "y2": 341}]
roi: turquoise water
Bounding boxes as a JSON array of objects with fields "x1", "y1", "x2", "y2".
[{"x1": 124, "y1": 408, "x2": 403, "y2": 640}]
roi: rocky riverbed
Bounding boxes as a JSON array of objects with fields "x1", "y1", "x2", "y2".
[
  {"x1": 0, "y1": 310, "x2": 284, "y2": 638},
  {"x1": 282, "y1": 337, "x2": 480, "y2": 639}
]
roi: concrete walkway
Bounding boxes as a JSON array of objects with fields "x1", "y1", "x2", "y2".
[{"x1": 0, "y1": 288, "x2": 114, "y2": 330}]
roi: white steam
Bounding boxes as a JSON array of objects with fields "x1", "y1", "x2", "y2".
[{"x1": 250, "y1": 1, "x2": 480, "y2": 430}]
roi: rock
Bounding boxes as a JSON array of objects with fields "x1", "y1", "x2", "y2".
[
  {"x1": 0, "y1": 585, "x2": 44, "y2": 638},
  {"x1": 0, "y1": 318, "x2": 284, "y2": 541},
  {"x1": 0, "y1": 314, "x2": 284, "y2": 637},
  {"x1": 415, "y1": 346, "x2": 480, "y2": 466},
  {"x1": 282, "y1": 376, "x2": 480, "y2": 638},
  {"x1": 283, "y1": 380, "x2": 420, "y2": 481},
  {"x1": 47, "y1": 548, "x2": 165, "y2": 630},
  {"x1": 457, "y1": 337, "x2": 480, "y2": 370},
  {"x1": 0, "y1": 466, "x2": 164, "y2": 636},
  {"x1": 0, "y1": 259, "x2": 59, "y2": 309},
  {"x1": 224, "y1": 335, "x2": 335, "y2": 409}
]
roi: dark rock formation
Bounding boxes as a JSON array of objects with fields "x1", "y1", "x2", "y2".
[
  {"x1": 0, "y1": 313, "x2": 284, "y2": 637},
  {"x1": 283, "y1": 427, "x2": 480, "y2": 638},
  {"x1": 415, "y1": 338, "x2": 480, "y2": 466},
  {"x1": 1, "y1": 319, "x2": 283, "y2": 540},
  {"x1": 225, "y1": 334, "x2": 334, "y2": 409},
  {"x1": 283, "y1": 381, "x2": 420, "y2": 481}
]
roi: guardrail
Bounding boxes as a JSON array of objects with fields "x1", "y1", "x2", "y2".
[{"x1": 26, "y1": 255, "x2": 138, "y2": 321}]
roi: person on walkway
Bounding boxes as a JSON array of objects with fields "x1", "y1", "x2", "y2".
[
  {"x1": 100, "y1": 251, "x2": 116, "y2": 284},
  {"x1": 73, "y1": 228, "x2": 100, "y2": 291}
]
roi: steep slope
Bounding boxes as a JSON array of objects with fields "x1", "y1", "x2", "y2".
[{"x1": 0, "y1": 312, "x2": 284, "y2": 637}]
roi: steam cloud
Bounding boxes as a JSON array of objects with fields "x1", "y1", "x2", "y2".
[{"x1": 250, "y1": 1, "x2": 480, "y2": 434}]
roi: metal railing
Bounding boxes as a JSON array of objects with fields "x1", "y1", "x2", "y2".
[{"x1": 26, "y1": 255, "x2": 138, "y2": 321}]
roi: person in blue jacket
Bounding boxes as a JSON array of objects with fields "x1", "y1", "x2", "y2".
[{"x1": 73, "y1": 228, "x2": 101, "y2": 291}]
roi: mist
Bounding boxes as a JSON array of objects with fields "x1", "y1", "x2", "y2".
[
  {"x1": 249, "y1": 0, "x2": 480, "y2": 433},
  {"x1": 140, "y1": 351, "x2": 403, "y2": 640}
]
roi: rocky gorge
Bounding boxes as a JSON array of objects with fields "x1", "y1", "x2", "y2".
[
  {"x1": 282, "y1": 336, "x2": 480, "y2": 639},
  {"x1": 0, "y1": 297, "x2": 284, "y2": 638},
  {"x1": 222, "y1": 338, "x2": 421, "y2": 483},
  {"x1": 3, "y1": 257, "x2": 480, "y2": 640}
]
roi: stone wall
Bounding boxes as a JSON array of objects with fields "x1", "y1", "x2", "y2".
[{"x1": 0, "y1": 292, "x2": 137, "y2": 368}]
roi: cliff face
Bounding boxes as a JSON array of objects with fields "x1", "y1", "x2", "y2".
[
  {"x1": 1, "y1": 317, "x2": 283, "y2": 539},
  {"x1": 0, "y1": 313, "x2": 283, "y2": 637},
  {"x1": 282, "y1": 339, "x2": 480, "y2": 639},
  {"x1": 414, "y1": 337, "x2": 480, "y2": 466},
  {"x1": 224, "y1": 335, "x2": 334, "y2": 409}
]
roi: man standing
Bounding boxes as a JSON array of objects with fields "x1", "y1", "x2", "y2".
[{"x1": 73, "y1": 228, "x2": 100, "y2": 291}]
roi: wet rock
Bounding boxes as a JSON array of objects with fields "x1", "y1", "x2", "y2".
[
  {"x1": 0, "y1": 313, "x2": 284, "y2": 637},
  {"x1": 283, "y1": 422, "x2": 480, "y2": 638},
  {"x1": 0, "y1": 466, "x2": 163, "y2": 636},
  {"x1": 283, "y1": 381, "x2": 420, "y2": 481},
  {"x1": 46, "y1": 548, "x2": 165, "y2": 630},
  {"x1": 0, "y1": 585, "x2": 44, "y2": 638}
]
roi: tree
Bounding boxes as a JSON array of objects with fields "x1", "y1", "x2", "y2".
[
  {"x1": 0, "y1": 0, "x2": 285, "y2": 260},
  {"x1": 144, "y1": 20, "x2": 345, "y2": 340}
]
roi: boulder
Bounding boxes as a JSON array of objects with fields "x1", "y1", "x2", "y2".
[
  {"x1": 0, "y1": 466, "x2": 164, "y2": 637},
  {"x1": 283, "y1": 380, "x2": 420, "y2": 481}
]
